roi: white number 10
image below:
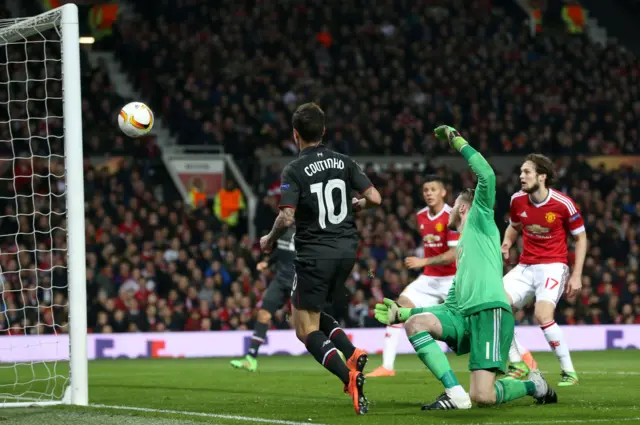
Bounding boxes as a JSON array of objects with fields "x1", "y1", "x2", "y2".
[{"x1": 310, "y1": 179, "x2": 347, "y2": 229}]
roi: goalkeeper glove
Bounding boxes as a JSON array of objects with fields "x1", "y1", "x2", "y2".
[
  {"x1": 434, "y1": 125, "x2": 468, "y2": 152},
  {"x1": 374, "y1": 298, "x2": 411, "y2": 325}
]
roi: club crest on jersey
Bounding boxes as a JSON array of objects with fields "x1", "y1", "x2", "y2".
[
  {"x1": 545, "y1": 212, "x2": 557, "y2": 223},
  {"x1": 435, "y1": 222, "x2": 445, "y2": 232},
  {"x1": 525, "y1": 224, "x2": 550, "y2": 234}
]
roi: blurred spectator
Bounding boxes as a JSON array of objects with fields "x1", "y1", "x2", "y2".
[{"x1": 213, "y1": 179, "x2": 246, "y2": 231}]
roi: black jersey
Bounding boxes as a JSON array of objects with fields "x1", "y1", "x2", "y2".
[{"x1": 279, "y1": 145, "x2": 373, "y2": 260}]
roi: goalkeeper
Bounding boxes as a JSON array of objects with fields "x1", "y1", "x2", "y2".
[{"x1": 375, "y1": 126, "x2": 558, "y2": 410}]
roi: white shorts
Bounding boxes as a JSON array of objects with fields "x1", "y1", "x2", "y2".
[
  {"x1": 504, "y1": 263, "x2": 570, "y2": 309},
  {"x1": 401, "y1": 275, "x2": 454, "y2": 308}
]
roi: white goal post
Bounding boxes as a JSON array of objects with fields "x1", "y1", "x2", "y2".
[{"x1": 0, "y1": 4, "x2": 87, "y2": 406}]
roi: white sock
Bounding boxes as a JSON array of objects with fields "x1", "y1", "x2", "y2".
[
  {"x1": 541, "y1": 320, "x2": 575, "y2": 373},
  {"x1": 447, "y1": 385, "x2": 468, "y2": 398},
  {"x1": 382, "y1": 325, "x2": 403, "y2": 370},
  {"x1": 446, "y1": 385, "x2": 471, "y2": 408},
  {"x1": 508, "y1": 337, "x2": 523, "y2": 363}
]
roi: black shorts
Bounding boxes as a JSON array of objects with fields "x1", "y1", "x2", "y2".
[
  {"x1": 261, "y1": 263, "x2": 295, "y2": 315},
  {"x1": 292, "y1": 258, "x2": 356, "y2": 312}
]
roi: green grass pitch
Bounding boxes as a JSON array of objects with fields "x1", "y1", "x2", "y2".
[{"x1": 1, "y1": 351, "x2": 639, "y2": 424}]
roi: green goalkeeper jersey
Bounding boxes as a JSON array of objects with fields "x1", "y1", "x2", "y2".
[{"x1": 452, "y1": 145, "x2": 511, "y2": 316}]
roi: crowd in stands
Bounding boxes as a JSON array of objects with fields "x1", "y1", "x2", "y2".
[
  {"x1": 0, "y1": 1, "x2": 638, "y2": 336},
  {"x1": 114, "y1": 0, "x2": 639, "y2": 164},
  {"x1": 4, "y1": 154, "x2": 636, "y2": 334}
]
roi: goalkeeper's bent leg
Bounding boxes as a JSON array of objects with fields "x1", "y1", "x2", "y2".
[{"x1": 405, "y1": 314, "x2": 461, "y2": 391}]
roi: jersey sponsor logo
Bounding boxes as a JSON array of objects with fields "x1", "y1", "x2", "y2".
[
  {"x1": 525, "y1": 224, "x2": 550, "y2": 234},
  {"x1": 423, "y1": 234, "x2": 442, "y2": 243},
  {"x1": 569, "y1": 213, "x2": 581, "y2": 222},
  {"x1": 435, "y1": 222, "x2": 445, "y2": 232},
  {"x1": 303, "y1": 158, "x2": 344, "y2": 177},
  {"x1": 420, "y1": 224, "x2": 424, "y2": 230},
  {"x1": 520, "y1": 211, "x2": 528, "y2": 218},
  {"x1": 545, "y1": 212, "x2": 557, "y2": 223}
]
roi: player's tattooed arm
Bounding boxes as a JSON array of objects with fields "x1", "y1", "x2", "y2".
[
  {"x1": 265, "y1": 207, "x2": 295, "y2": 247},
  {"x1": 353, "y1": 186, "x2": 382, "y2": 211}
]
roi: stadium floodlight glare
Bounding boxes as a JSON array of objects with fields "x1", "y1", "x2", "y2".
[
  {"x1": 79, "y1": 36, "x2": 94, "y2": 44},
  {"x1": 0, "y1": 4, "x2": 87, "y2": 407}
]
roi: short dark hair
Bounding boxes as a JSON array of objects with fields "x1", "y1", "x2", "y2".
[
  {"x1": 458, "y1": 188, "x2": 475, "y2": 205},
  {"x1": 524, "y1": 154, "x2": 555, "y2": 187},
  {"x1": 292, "y1": 103, "x2": 325, "y2": 143},
  {"x1": 423, "y1": 174, "x2": 446, "y2": 186}
]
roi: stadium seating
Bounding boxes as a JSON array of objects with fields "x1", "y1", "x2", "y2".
[
  {"x1": 0, "y1": 1, "x2": 637, "y2": 335},
  {"x1": 112, "y1": 0, "x2": 639, "y2": 157}
]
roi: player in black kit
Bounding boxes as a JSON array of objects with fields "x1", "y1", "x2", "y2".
[
  {"x1": 260, "y1": 103, "x2": 382, "y2": 415},
  {"x1": 230, "y1": 227, "x2": 296, "y2": 372}
]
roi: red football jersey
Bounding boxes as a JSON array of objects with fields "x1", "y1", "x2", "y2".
[
  {"x1": 416, "y1": 204, "x2": 458, "y2": 277},
  {"x1": 510, "y1": 189, "x2": 586, "y2": 265}
]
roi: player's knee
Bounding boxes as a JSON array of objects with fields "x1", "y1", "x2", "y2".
[
  {"x1": 533, "y1": 302, "x2": 555, "y2": 325},
  {"x1": 534, "y1": 311, "x2": 554, "y2": 326},
  {"x1": 404, "y1": 314, "x2": 435, "y2": 337},
  {"x1": 257, "y1": 309, "x2": 272, "y2": 324},
  {"x1": 294, "y1": 322, "x2": 319, "y2": 343},
  {"x1": 294, "y1": 327, "x2": 308, "y2": 343},
  {"x1": 470, "y1": 389, "x2": 496, "y2": 406}
]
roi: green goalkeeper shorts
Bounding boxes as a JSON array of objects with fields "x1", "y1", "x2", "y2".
[{"x1": 428, "y1": 306, "x2": 514, "y2": 374}]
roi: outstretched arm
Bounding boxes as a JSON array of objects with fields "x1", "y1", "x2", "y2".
[
  {"x1": 434, "y1": 126, "x2": 496, "y2": 212},
  {"x1": 374, "y1": 297, "x2": 451, "y2": 325}
]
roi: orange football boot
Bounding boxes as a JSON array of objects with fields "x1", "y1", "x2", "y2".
[
  {"x1": 346, "y1": 348, "x2": 368, "y2": 373},
  {"x1": 346, "y1": 371, "x2": 368, "y2": 415},
  {"x1": 366, "y1": 366, "x2": 396, "y2": 377}
]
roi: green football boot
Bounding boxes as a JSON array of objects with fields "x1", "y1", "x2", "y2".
[
  {"x1": 558, "y1": 371, "x2": 579, "y2": 386},
  {"x1": 230, "y1": 355, "x2": 258, "y2": 372},
  {"x1": 504, "y1": 361, "x2": 530, "y2": 380}
]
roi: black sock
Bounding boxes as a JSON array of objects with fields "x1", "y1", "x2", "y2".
[
  {"x1": 305, "y1": 330, "x2": 350, "y2": 385},
  {"x1": 320, "y1": 312, "x2": 355, "y2": 359},
  {"x1": 248, "y1": 321, "x2": 269, "y2": 358}
]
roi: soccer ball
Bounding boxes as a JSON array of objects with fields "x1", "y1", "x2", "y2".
[{"x1": 118, "y1": 102, "x2": 154, "y2": 138}]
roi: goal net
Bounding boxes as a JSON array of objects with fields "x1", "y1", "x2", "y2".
[{"x1": 0, "y1": 5, "x2": 87, "y2": 407}]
